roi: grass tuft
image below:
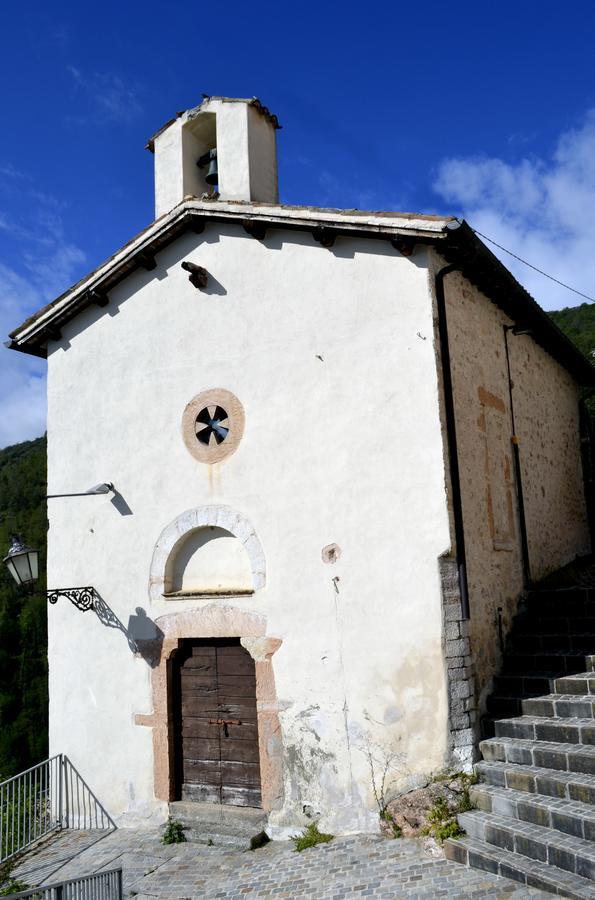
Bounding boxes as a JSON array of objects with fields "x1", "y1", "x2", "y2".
[
  {"x1": 379, "y1": 807, "x2": 402, "y2": 838},
  {"x1": 161, "y1": 817, "x2": 187, "y2": 845},
  {"x1": 423, "y1": 787, "x2": 472, "y2": 843},
  {"x1": 290, "y1": 822, "x2": 334, "y2": 852}
]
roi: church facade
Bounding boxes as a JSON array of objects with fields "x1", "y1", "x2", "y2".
[{"x1": 8, "y1": 98, "x2": 593, "y2": 835}]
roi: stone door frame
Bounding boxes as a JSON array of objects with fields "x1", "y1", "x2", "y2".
[{"x1": 134, "y1": 605, "x2": 283, "y2": 812}]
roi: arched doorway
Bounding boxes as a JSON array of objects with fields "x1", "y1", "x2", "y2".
[{"x1": 171, "y1": 638, "x2": 262, "y2": 807}]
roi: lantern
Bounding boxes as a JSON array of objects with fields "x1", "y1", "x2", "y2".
[{"x1": 3, "y1": 535, "x2": 39, "y2": 587}]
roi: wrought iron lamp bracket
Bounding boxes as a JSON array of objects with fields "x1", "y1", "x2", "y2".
[{"x1": 47, "y1": 587, "x2": 97, "y2": 612}]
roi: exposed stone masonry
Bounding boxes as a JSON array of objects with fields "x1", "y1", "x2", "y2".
[{"x1": 440, "y1": 557, "x2": 477, "y2": 770}]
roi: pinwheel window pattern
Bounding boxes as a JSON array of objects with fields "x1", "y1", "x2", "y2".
[
  {"x1": 182, "y1": 389, "x2": 245, "y2": 464},
  {"x1": 195, "y1": 406, "x2": 230, "y2": 446}
]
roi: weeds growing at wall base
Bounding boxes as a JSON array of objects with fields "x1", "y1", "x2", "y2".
[
  {"x1": 161, "y1": 817, "x2": 187, "y2": 844},
  {"x1": 421, "y1": 774, "x2": 477, "y2": 843},
  {"x1": 290, "y1": 822, "x2": 334, "y2": 852},
  {"x1": 379, "y1": 807, "x2": 403, "y2": 838}
]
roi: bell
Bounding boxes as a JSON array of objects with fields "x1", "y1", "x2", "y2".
[
  {"x1": 197, "y1": 148, "x2": 218, "y2": 186},
  {"x1": 205, "y1": 152, "x2": 218, "y2": 186}
]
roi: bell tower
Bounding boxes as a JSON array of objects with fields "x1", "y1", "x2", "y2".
[{"x1": 147, "y1": 97, "x2": 281, "y2": 218}]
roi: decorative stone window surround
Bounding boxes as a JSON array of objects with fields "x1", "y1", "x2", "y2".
[
  {"x1": 148, "y1": 505, "x2": 266, "y2": 603},
  {"x1": 182, "y1": 388, "x2": 245, "y2": 464}
]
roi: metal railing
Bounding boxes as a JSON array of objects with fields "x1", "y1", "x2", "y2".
[
  {"x1": 1, "y1": 755, "x2": 115, "y2": 864},
  {"x1": 5, "y1": 866, "x2": 122, "y2": 899}
]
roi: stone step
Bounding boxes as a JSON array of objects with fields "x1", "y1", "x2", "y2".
[
  {"x1": 481, "y1": 717, "x2": 497, "y2": 740},
  {"x1": 486, "y1": 695, "x2": 524, "y2": 718},
  {"x1": 527, "y1": 588, "x2": 595, "y2": 598},
  {"x1": 444, "y1": 836, "x2": 595, "y2": 898},
  {"x1": 480, "y1": 736, "x2": 595, "y2": 775},
  {"x1": 458, "y1": 810, "x2": 595, "y2": 880},
  {"x1": 482, "y1": 698, "x2": 595, "y2": 732},
  {"x1": 513, "y1": 614, "x2": 595, "y2": 636},
  {"x1": 494, "y1": 715, "x2": 595, "y2": 745},
  {"x1": 522, "y1": 695, "x2": 595, "y2": 719},
  {"x1": 494, "y1": 674, "x2": 555, "y2": 699},
  {"x1": 470, "y1": 783, "x2": 595, "y2": 840},
  {"x1": 555, "y1": 674, "x2": 595, "y2": 695},
  {"x1": 510, "y1": 633, "x2": 595, "y2": 653},
  {"x1": 503, "y1": 652, "x2": 594, "y2": 676},
  {"x1": 475, "y1": 760, "x2": 595, "y2": 803},
  {"x1": 525, "y1": 590, "x2": 595, "y2": 617},
  {"x1": 168, "y1": 801, "x2": 268, "y2": 849}
]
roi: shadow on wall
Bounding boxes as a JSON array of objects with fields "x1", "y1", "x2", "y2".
[
  {"x1": 92, "y1": 592, "x2": 163, "y2": 668},
  {"x1": 110, "y1": 488, "x2": 133, "y2": 516},
  {"x1": 198, "y1": 271, "x2": 227, "y2": 296}
]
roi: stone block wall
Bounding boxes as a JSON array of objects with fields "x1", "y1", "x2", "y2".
[
  {"x1": 431, "y1": 255, "x2": 590, "y2": 711},
  {"x1": 440, "y1": 556, "x2": 477, "y2": 771}
]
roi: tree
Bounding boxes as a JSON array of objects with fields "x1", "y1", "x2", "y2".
[{"x1": 0, "y1": 436, "x2": 47, "y2": 777}]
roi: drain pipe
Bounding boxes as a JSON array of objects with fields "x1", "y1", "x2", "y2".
[
  {"x1": 503, "y1": 325, "x2": 532, "y2": 589},
  {"x1": 435, "y1": 263, "x2": 470, "y2": 620}
]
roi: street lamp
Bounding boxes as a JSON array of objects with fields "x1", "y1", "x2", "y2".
[
  {"x1": 3, "y1": 535, "x2": 39, "y2": 587},
  {"x1": 3, "y1": 481, "x2": 113, "y2": 603}
]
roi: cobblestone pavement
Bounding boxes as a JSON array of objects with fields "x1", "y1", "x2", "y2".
[{"x1": 12, "y1": 829, "x2": 552, "y2": 899}]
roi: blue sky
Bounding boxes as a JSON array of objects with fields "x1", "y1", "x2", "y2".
[{"x1": 2, "y1": 0, "x2": 595, "y2": 446}]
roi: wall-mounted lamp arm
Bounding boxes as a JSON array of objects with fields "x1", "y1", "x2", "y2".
[
  {"x1": 47, "y1": 587, "x2": 96, "y2": 611},
  {"x1": 46, "y1": 483, "x2": 114, "y2": 499}
]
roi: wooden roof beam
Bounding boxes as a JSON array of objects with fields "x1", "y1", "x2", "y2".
[
  {"x1": 312, "y1": 226, "x2": 336, "y2": 248},
  {"x1": 87, "y1": 289, "x2": 109, "y2": 308},
  {"x1": 136, "y1": 250, "x2": 157, "y2": 271},
  {"x1": 242, "y1": 219, "x2": 267, "y2": 240}
]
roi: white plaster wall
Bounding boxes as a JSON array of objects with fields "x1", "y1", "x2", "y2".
[
  {"x1": 46, "y1": 227, "x2": 452, "y2": 833},
  {"x1": 153, "y1": 120, "x2": 185, "y2": 219},
  {"x1": 214, "y1": 102, "x2": 251, "y2": 201},
  {"x1": 247, "y1": 106, "x2": 278, "y2": 204}
]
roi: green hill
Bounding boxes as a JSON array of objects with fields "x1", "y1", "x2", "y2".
[
  {"x1": 549, "y1": 303, "x2": 595, "y2": 418},
  {"x1": 0, "y1": 436, "x2": 47, "y2": 777},
  {"x1": 549, "y1": 303, "x2": 595, "y2": 362}
]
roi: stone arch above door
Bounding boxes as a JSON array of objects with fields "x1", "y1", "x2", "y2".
[{"x1": 149, "y1": 505, "x2": 266, "y2": 603}]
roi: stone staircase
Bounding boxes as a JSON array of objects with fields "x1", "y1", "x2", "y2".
[
  {"x1": 445, "y1": 586, "x2": 595, "y2": 898},
  {"x1": 169, "y1": 800, "x2": 268, "y2": 849}
]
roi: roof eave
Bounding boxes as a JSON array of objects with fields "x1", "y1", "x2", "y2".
[
  {"x1": 8, "y1": 205, "x2": 594, "y2": 387},
  {"x1": 439, "y1": 221, "x2": 595, "y2": 387},
  {"x1": 145, "y1": 97, "x2": 282, "y2": 153},
  {"x1": 8, "y1": 201, "x2": 452, "y2": 356}
]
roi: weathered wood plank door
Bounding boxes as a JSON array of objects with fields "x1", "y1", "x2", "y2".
[{"x1": 174, "y1": 639, "x2": 262, "y2": 807}]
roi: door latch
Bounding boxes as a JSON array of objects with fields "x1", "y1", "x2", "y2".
[{"x1": 208, "y1": 718, "x2": 242, "y2": 737}]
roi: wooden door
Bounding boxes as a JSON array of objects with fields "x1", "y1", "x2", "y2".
[{"x1": 174, "y1": 639, "x2": 262, "y2": 807}]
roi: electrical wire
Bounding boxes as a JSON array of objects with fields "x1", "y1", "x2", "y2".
[{"x1": 468, "y1": 224, "x2": 595, "y2": 305}]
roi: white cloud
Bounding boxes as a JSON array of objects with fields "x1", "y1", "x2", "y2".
[
  {"x1": 0, "y1": 196, "x2": 86, "y2": 448},
  {"x1": 66, "y1": 65, "x2": 143, "y2": 124},
  {"x1": 27, "y1": 244, "x2": 85, "y2": 296},
  {"x1": 0, "y1": 265, "x2": 46, "y2": 448},
  {"x1": 433, "y1": 110, "x2": 595, "y2": 310},
  {"x1": 0, "y1": 163, "x2": 26, "y2": 180}
]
